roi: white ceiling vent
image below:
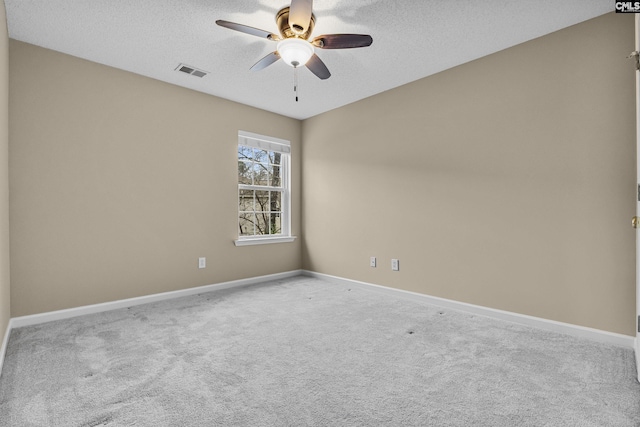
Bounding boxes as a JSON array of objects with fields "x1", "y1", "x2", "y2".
[{"x1": 175, "y1": 63, "x2": 208, "y2": 78}]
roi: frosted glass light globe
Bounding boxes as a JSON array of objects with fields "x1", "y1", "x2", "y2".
[{"x1": 277, "y1": 38, "x2": 314, "y2": 68}]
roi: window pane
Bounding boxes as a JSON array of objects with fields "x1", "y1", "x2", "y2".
[
  {"x1": 238, "y1": 145, "x2": 254, "y2": 161},
  {"x1": 255, "y1": 212, "x2": 268, "y2": 235},
  {"x1": 254, "y1": 149, "x2": 269, "y2": 164},
  {"x1": 255, "y1": 190, "x2": 269, "y2": 212},
  {"x1": 253, "y1": 163, "x2": 268, "y2": 186},
  {"x1": 238, "y1": 160, "x2": 252, "y2": 185},
  {"x1": 269, "y1": 151, "x2": 282, "y2": 166},
  {"x1": 269, "y1": 165, "x2": 281, "y2": 187},
  {"x1": 239, "y1": 213, "x2": 255, "y2": 236},
  {"x1": 239, "y1": 189, "x2": 254, "y2": 211},
  {"x1": 269, "y1": 213, "x2": 282, "y2": 235},
  {"x1": 270, "y1": 191, "x2": 281, "y2": 212}
]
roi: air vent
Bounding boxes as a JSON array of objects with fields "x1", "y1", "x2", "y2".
[{"x1": 175, "y1": 63, "x2": 209, "y2": 78}]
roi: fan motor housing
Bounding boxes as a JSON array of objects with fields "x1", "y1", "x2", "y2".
[{"x1": 276, "y1": 7, "x2": 315, "y2": 40}]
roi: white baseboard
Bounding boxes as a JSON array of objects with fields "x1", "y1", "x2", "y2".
[
  {"x1": 10, "y1": 270, "x2": 303, "y2": 329},
  {"x1": 303, "y1": 270, "x2": 636, "y2": 349},
  {"x1": 2, "y1": 269, "x2": 635, "y2": 378},
  {"x1": 0, "y1": 317, "x2": 12, "y2": 378}
]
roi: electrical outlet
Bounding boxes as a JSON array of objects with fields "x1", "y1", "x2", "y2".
[
  {"x1": 370, "y1": 257, "x2": 377, "y2": 267},
  {"x1": 198, "y1": 257, "x2": 206, "y2": 269},
  {"x1": 391, "y1": 259, "x2": 399, "y2": 271}
]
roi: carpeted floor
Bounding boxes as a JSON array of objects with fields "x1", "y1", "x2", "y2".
[{"x1": 0, "y1": 275, "x2": 638, "y2": 426}]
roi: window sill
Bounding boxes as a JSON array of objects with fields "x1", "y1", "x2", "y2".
[{"x1": 234, "y1": 236, "x2": 297, "y2": 247}]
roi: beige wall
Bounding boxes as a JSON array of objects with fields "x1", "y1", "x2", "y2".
[
  {"x1": 6, "y1": 13, "x2": 637, "y2": 337},
  {"x1": 0, "y1": 2, "x2": 10, "y2": 343},
  {"x1": 9, "y1": 41, "x2": 302, "y2": 316},
  {"x1": 302, "y1": 13, "x2": 636, "y2": 335}
]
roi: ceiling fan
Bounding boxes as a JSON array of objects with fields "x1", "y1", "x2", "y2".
[{"x1": 216, "y1": 0, "x2": 373, "y2": 81}]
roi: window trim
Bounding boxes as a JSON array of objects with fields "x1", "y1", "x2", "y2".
[{"x1": 235, "y1": 131, "x2": 296, "y2": 246}]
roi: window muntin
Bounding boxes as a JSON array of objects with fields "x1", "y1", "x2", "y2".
[{"x1": 237, "y1": 131, "x2": 291, "y2": 242}]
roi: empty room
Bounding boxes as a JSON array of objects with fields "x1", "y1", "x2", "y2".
[{"x1": 0, "y1": 1, "x2": 639, "y2": 425}]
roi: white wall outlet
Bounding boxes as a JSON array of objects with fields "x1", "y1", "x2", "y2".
[
  {"x1": 370, "y1": 256, "x2": 377, "y2": 267},
  {"x1": 391, "y1": 259, "x2": 399, "y2": 271},
  {"x1": 198, "y1": 257, "x2": 206, "y2": 269}
]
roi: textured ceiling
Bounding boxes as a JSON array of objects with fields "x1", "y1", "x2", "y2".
[{"x1": 5, "y1": 0, "x2": 612, "y2": 120}]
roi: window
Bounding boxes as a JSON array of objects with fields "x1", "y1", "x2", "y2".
[{"x1": 235, "y1": 131, "x2": 295, "y2": 246}]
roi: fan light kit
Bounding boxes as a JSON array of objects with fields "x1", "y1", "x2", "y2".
[
  {"x1": 277, "y1": 38, "x2": 314, "y2": 68},
  {"x1": 216, "y1": 0, "x2": 373, "y2": 101}
]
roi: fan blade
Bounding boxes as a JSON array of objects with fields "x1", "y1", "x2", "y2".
[
  {"x1": 289, "y1": 0, "x2": 313, "y2": 35},
  {"x1": 306, "y1": 53, "x2": 330, "y2": 80},
  {"x1": 250, "y1": 52, "x2": 281, "y2": 71},
  {"x1": 216, "y1": 20, "x2": 280, "y2": 41},
  {"x1": 312, "y1": 34, "x2": 373, "y2": 49}
]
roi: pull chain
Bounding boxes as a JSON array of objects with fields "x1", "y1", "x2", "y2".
[{"x1": 293, "y1": 66, "x2": 299, "y2": 102}]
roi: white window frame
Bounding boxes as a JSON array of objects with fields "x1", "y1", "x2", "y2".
[{"x1": 234, "y1": 131, "x2": 295, "y2": 246}]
